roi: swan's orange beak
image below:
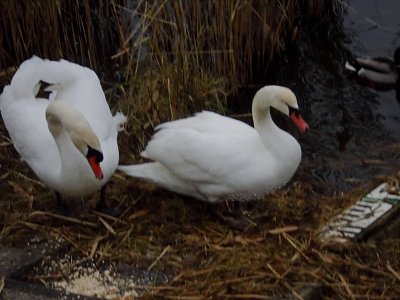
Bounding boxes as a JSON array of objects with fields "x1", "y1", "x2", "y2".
[
  {"x1": 87, "y1": 156, "x2": 104, "y2": 180},
  {"x1": 290, "y1": 111, "x2": 309, "y2": 133}
]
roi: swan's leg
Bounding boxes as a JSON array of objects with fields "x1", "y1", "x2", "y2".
[
  {"x1": 96, "y1": 184, "x2": 107, "y2": 211},
  {"x1": 55, "y1": 191, "x2": 71, "y2": 214},
  {"x1": 55, "y1": 191, "x2": 62, "y2": 205},
  {"x1": 95, "y1": 184, "x2": 122, "y2": 217}
]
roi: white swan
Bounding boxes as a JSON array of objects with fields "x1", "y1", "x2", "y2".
[
  {"x1": 0, "y1": 56, "x2": 126, "y2": 205},
  {"x1": 118, "y1": 85, "x2": 308, "y2": 203}
]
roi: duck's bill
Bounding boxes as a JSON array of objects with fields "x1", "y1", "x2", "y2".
[
  {"x1": 87, "y1": 156, "x2": 104, "y2": 180},
  {"x1": 290, "y1": 112, "x2": 309, "y2": 133}
]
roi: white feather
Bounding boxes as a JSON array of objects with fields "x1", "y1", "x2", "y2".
[{"x1": 0, "y1": 56, "x2": 126, "y2": 197}]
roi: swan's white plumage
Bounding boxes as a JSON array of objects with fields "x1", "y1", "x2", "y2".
[
  {"x1": 0, "y1": 56, "x2": 126, "y2": 197},
  {"x1": 119, "y1": 85, "x2": 307, "y2": 203}
]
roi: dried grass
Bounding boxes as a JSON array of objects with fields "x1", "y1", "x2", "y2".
[{"x1": 1, "y1": 145, "x2": 400, "y2": 298}]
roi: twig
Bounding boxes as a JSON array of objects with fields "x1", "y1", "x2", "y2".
[
  {"x1": 387, "y1": 263, "x2": 400, "y2": 282},
  {"x1": 171, "y1": 268, "x2": 216, "y2": 283},
  {"x1": 341, "y1": 256, "x2": 393, "y2": 278},
  {"x1": 0, "y1": 276, "x2": 4, "y2": 294},
  {"x1": 120, "y1": 225, "x2": 134, "y2": 244},
  {"x1": 98, "y1": 217, "x2": 116, "y2": 235},
  {"x1": 210, "y1": 274, "x2": 267, "y2": 289},
  {"x1": 338, "y1": 273, "x2": 355, "y2": 300},
  {"x1": 148, "y1": 245, "x2": 171, "y2": 271},
  {"x1": 127, "y1": 209, "x2": 149, "y2": 221},
  {"x1": 93, "y1": 211, "x2": 125, "y2": 224},
  {"x1": 282, "y1": 232, "x2": 311, "y2": 263},
  {"x1": 29, "y1": 211, "x2": 97, "y2": 227},
  {"x1": 267, "y1": 263, "x2": 282, "y2": 279},
  {"x1": 268, "y1": 226, "x2": 298, "y2": 235},
  {"x1": 18, "y1": 220, "x2": 41, "y2": 230},
  {"x1": 89, "y1": 235, "x2": 106, "y2": 259},
  {"x1": 281, "y1": 282, "x2": 304, "y2": 300},
  {"x1": 48, "y1": 228, "x2": 86, "y2": 255},
  {"x1": 265, "y1": 263, "x2": 303, "y2": 299}
]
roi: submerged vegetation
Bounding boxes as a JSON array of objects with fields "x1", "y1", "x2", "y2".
[{"x1": 1, "y1": 1, "x2": 400, "y2": 299}]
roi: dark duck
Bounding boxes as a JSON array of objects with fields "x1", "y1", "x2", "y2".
[{"x1": 345, "y1": 47, "x2": 400, "y2": 93}]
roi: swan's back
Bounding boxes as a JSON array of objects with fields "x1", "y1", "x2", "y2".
[{"x1": 154, "y1": 111, "x2": 256, "y2": 139}]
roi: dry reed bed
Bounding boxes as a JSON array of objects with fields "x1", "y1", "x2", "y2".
[{"x1": 1, "y1": 136, "x2": 400, "y2": 298}]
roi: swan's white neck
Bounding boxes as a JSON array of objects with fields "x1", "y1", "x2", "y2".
[
  {"x1": 251, "y1": 88, "x2": 301, "y2": 178},
  {"x1": 45, "y1": 102, "x2": 103, "y2": 196},
  {"x1": 252, "y1": 90, "x2": 284, "y2": 151},
  {"x1": 49, "y1": 125, "x2": 99, "y2": 196}
]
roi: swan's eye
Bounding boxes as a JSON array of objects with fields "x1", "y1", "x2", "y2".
[
  {"x1": 288, "y1": 106, "x2": 299, "y2": 117},
  {"x1": 95, "y1": 152, "x2": 104, "y2": 163},
  {"x1": 86, "y1": 145, "x2": 103, "y2": 163}
]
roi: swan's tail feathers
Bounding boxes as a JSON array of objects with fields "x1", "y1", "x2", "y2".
[
  {"x1": 118, "y1": 163, "x2": 201, "y2": 200},
  {"x1": 118, "y1": 163, "x2": 159, "y2": 180},
  {"x1": 113, "y1": 112, "x2": 127, "y2": 132}
]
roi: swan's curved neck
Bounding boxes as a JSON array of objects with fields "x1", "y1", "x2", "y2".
[
  {"x1": 252, "y1": 93, "x2": 282, "y2": 148},
  {"x1": 251, "y1": 91, "x2": 300, "y2": 166},
  {"x1": 45, "y1": 102, "x2": 100, "y2": 193},
  {"x1": 50, "y1": 122, "x2": 88, "y2": 187},
  {"x1": 250, "y1": 89, "x2": 302, "y2": 186}
]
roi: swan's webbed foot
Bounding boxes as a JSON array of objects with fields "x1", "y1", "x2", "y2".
[{"x1": 95, "y1": 184, "x2": 122, "y2": 217}]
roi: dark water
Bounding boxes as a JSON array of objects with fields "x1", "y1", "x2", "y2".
[
  {"x1": 240, "y1": 0, "x2": 400, "y2": 194},
  {"x1": 297, "y1": 0, "x2": 400, "y2": 193}
]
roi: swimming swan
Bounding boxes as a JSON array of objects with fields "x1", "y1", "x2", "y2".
[
  {"x1": 118, "y1": 85, "x2": 308, "y2": 203},
  {"x1": 0, "y1": 56, "x2": 126, "y2": 208}
]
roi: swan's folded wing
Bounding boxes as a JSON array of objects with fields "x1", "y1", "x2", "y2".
[
  {"x1": 143, "y1": 113, "x2": 263, "y2": 184},
  {"x1": 155, "y1": 111, "x2": 254, "y2": 136},
  {"x1": 0, "y1": 93, "x2": 59, "y2": 170}
]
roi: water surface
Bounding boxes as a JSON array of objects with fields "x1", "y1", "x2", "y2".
[{"x1": 297, "y1": 0, "x2": 400, "y2": 193}]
